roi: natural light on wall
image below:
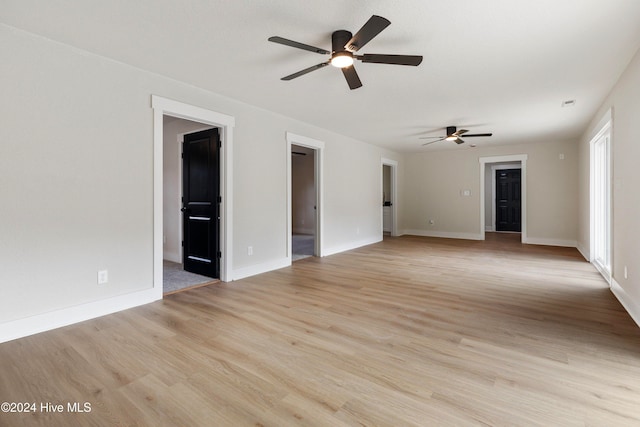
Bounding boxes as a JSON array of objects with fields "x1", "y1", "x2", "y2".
[{"x1": 590, "y1": 113, "x2": 612, "y2": 282}]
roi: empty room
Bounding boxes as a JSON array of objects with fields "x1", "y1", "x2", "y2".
[{"x1": 1, "y1": 1, "x2": 640, "y2": 425}]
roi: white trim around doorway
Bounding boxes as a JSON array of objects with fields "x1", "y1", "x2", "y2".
[
  {"x1": 286, "y1": 132, "x2": 324, "y2": 261},
  {"x1": 479, "y1": 154, "x2": 528, "y2": 242},
  {"x1": 152, "y1": 95, "x2": 235, "y2": 289}
]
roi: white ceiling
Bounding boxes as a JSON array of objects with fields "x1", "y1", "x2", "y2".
[{"x1": 3, "y1": 0, "x2": 640, "y2": 152}]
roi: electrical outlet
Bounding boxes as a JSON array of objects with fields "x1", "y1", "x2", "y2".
[
  {"x1": 97, "y1": 270, "x2": 108, "y2": 285},
  {"x1": 248, "y1": 246, "x2": 253, "y2": 256}
]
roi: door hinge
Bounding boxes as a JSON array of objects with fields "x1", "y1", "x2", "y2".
[
  {"x1": 181, "y1": 241, "x2": 184, "y2": 247},
  {"x1": 217, "y1": 251, "x2": 222, "y2": 258},
  {"x1": 218, "y1": 139, "x2": 222, "y2": 148},
  {"x1": 218, "y1": 196, "x2": 222, "y2": 203}
]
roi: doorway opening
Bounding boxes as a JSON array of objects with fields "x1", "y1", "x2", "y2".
[
  {"x1": 287, "y1": 132, "x2": 323, "y2": 262},
  {"x1": 488, "y1": 162, "x2": 522, "y2": 233},
  {"x1": 152, "y1": 95, "x2": 235, "y2": 299},
  {"x1": 590, "y1": 116, "x2": 611, "y2": 282},
  {"x1": 381, "y1": 158, "x2": 398, "y2": 237},
  {"x1": 291, "y1": 145, "x2": 316, "y2": 261},
  {"x1": 162, "y1": 119, "x2": 220, "y2": 294},
  {"x1": 479, "y1": 155, "x2": 528, "y2": 242}
]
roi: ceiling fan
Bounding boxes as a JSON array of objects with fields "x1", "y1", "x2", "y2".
[
  {"x1": 420, "y1": 126, "x2": 493, "y2": 146},
  {"x1": 268, "y1": 15, "x2": 423, "y2": 90}
]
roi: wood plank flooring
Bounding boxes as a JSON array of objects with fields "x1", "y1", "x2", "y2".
[{"x1": 1, "y1": 234, "x2": 640, "y2": 426}]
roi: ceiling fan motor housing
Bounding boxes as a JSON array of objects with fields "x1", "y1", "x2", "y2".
[{"x1": 332, "y1": 30, "x2": 353, "y2": 55}]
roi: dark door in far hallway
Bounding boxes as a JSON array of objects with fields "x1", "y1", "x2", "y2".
[
  {"x1": 495, "y1": 169, "x2": 521, "y2": 232},
  {"x1": 182, "y1": 128, "x2": 220, "y2": 278}
]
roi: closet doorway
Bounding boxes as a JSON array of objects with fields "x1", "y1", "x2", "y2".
[
  {"x1": 287, "y1": 132, "x2": 324, "y2": 262},
  {"x1": 291, "y1": 145, "x2": 317, "y2": 261}
]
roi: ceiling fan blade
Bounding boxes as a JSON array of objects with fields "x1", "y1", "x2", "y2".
[
  {"x1": 341, "y1": 65, "x2": 363, "y2": 90},
  {"x1": 345, "y1": 15, "x2": 391, "y2": 52},
  {"x1": 268, "y1": 36, "x2": 330, "y2": 54},
  {"x1": 455, "y1": 129, "x2": 469, "y2": 136},
  {"x1": 455, "y1": 138, "x2": 465, "y2": 144},
  {"x1": 463, "y1": 133, "x2": 493, "y2": 138},
  {"x1": 359, "y1": 54, "x2": 423, "y2": 66},
  {"x1": 419, "y1": 135, "x2": 446, "y2": 140},
  {"x1": 281, "y1": 62, "x2": 330, "y2": 80},
  {"x1": 421, "y1": 138, "x2": 445, "y2": 146}
]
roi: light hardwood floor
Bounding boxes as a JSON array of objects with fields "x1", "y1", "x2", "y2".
[{"x1": 1, "y1": 234, "x2": 640, "y2": 426}]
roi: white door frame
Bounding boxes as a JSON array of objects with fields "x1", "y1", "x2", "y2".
[
  {"x1": 479, "y1": 154, "x2": 528, "y2": 242},
  {"x1": 286, "y1": 132, "x2": 324, "y2": 259},
  {"x1": 589, "y1": 110, "x2": 612, "y2": 283},
  {"x1": 381, "y1": 158, "x2": 399, "y2": 236},
  {"x1": 152, "y1": 95, "x2": 235, "y2": 294}
]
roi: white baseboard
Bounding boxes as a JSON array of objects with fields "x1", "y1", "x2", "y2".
[
  {"x1": 163, "y1": 251, "x2": 180, "y2": 263},
  {"x1": 232, "y1": 257, "x2": 291, "y2": 280},
  {"x1": 0, "y1": 287, "x2": 161, "y2": 344},
  {"x1": 403, "y1": 229, "x2": 483, "y2": 241},
  {"x1": 576, "y1": 243, "x2": 590, "y2": 261},
  {"x1": 323, "y1": 236, "x2": 382, "y2": 257},
  {"x1": 522, "y1": 237, "x2": 577, "y2": 248},
  {"x1": 610, "y1": 279, "x2": 640, "y2": 329},
  {"x1": 485, "y1": 226, "x2": 495, "y2": 232}
]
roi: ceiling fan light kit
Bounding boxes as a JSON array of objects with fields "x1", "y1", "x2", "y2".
[
  {"x1": 268, "y1": 15, "x2": 423, "y2": 90},
  {"x1": 330, "y1": 53, "x2": 354, "y2": 68},
  {"x1": 330, "y1": 30, "x2": 355, "y2": 68}
]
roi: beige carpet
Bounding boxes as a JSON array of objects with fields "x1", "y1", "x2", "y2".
[
  {"x1": 163, "y1": 260, "x2": 214, "y2": 294},
  {"x1": 292, "y1": 234, "x2": 314, "y2": 261}
]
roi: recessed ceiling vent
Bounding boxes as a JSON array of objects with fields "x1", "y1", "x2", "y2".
[{"x1": 561, "y1": 99, "x2": 576, "y2": 108}]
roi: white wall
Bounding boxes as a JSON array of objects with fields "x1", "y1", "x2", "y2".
[
  {"x1": 0, "y1": 25, "x2": 402, "y2": 339},
  {"x1": 402, "y1": 139, "x2": 578, "y2": 245},
  {"x1": 1, "y1": 25, "x2": 155, "y2": 325},
  {"x1": 578, "y1": 47, "x2": 640, "y2": 325}
]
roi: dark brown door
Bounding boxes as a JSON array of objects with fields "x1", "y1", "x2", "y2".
[
  {"x1": 495, "y1": 169, "x2": 521, "y2": 232},
  {"x1": 182, "y1": 128, "x2": 220, "y2": 278}
]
